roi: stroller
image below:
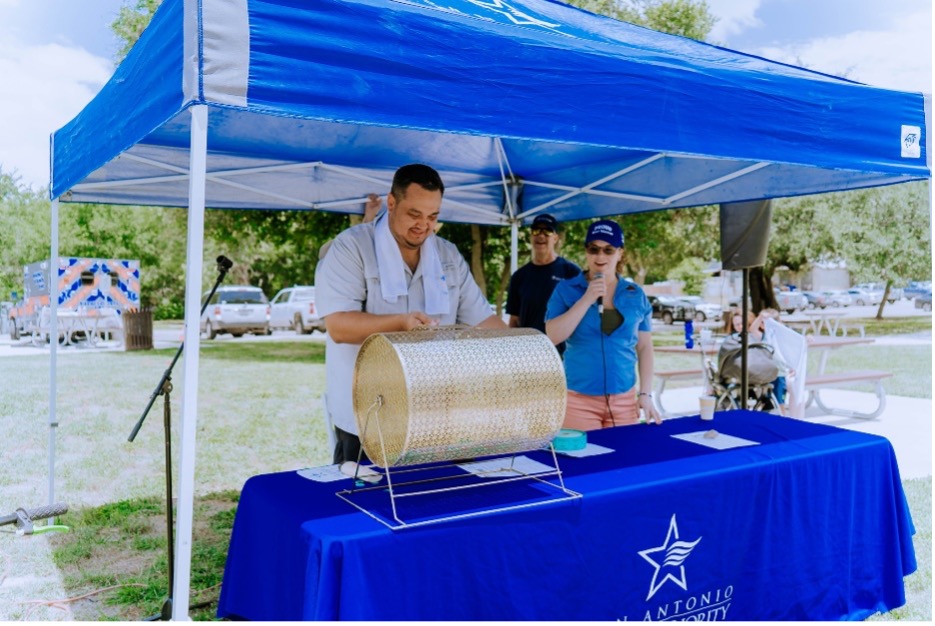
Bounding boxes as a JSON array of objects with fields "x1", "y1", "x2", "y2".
[{"x1": 704, "y1": 338, "x2": 782, "y2": 413}]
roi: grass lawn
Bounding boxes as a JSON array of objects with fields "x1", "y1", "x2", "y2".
[{"x1": 1, "y1": 324, "x2": 930, "y2": 620}]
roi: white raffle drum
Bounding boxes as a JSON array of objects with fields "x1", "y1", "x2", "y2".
[{"x1": 353, "y1": 327, "x2": 567, "y2": 468}]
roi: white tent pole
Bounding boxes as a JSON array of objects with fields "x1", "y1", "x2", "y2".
[
  {"x1": 48, "y1": 199, "x2": 60, "y2": 510},
  {"x1": 172, "y1": 103, "x2": 208, "y2": 620},
  {"x1": 510, "y1": 221, "x2": 518, "y2": 275}
]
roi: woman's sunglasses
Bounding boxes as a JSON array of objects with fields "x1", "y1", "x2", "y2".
[{"x1": 585, "y1": 245, "x2": 617, "y2": 256}]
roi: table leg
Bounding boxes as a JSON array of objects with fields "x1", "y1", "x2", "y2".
[
  {"x1": 62, "y1": 317, "x2": 74, "y2": 346},
  {"x1": 86, "y1": 317, "x2": 100, "y2": 346},
  {"x1": 830, "y1": 318, "x2": 842, "y2": 337}
]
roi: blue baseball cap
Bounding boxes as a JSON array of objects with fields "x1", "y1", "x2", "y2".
[
  {"x1": 531, "y1": 213, "x2": 559, "y2": 232},
  {"x1": 585, "y1": 220, "x2": 624, "y2": 248}
]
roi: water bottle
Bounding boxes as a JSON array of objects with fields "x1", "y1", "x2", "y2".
[{"x1": 684, "y1": 319, "x2": 694, "y2": 349}]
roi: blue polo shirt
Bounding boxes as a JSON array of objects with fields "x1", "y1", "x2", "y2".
[{"x1": 545, "y1": 274, "x2": 653, "y2": 395}]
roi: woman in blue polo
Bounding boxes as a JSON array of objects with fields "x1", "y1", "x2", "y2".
[{"x1": 545, "y1": 220, "x2": 661, "y2": 429}]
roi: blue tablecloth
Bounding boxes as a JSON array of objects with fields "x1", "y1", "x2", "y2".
[{"x1": 217, "y1": 411, "x2": 916, "y2": 621}]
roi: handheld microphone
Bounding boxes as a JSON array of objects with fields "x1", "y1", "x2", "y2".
[
  {"x1": 594, "y1": 272, "x2": 604, "y2": 315},
  {"x1": 216, "y1": 255, "x2": 234, "y2": 271}
]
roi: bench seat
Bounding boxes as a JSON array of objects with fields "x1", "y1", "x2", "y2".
[
  {"x1": 653, "y1": 368, "x2": 705, "y2": 418},
  {"x1": 804, "y1": 369, "x2": 892, "y2": 419}
]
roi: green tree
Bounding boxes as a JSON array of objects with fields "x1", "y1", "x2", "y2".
[
  {"x1": 568, "y1": 0, "x2": 716, "y2": 39},
  {"x1": 767, "y1": 181, "x2": 931, "y2": 319},
  {"x1": 113, "y1": 0, "x2": 163, "y2": 62},
  {"x1": 0, "y1": 171, "x2": 52, "y2": 299},
  {"x1": 667, "y1": 256, "x2": 707, "y2": 294},
  {"x1": 0, "y1": 169, "x2": 194, "y2": 317},
  {"x1": 833, "y1": 182, "x2": 931, "y2": 319}
]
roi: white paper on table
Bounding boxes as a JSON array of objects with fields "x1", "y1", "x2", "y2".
[
  {"x1": 671, "y1": 431, "x2": 760, "y2": 450},
  {"x1": 458, "y1": 455, "x2": 555, "y2": 477},
  {"x1": 297, "y1": 465, "x2": 350, "y2": 482},
  {"x1": 555, "y1": 443, "x2": 615, "y2": 458}
]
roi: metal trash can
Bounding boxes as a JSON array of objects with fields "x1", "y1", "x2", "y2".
[{"x1": 123, "y1": 308, "x2": 153, "y2": 351}]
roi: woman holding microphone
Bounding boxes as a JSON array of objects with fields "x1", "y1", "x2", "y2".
[{"x1": 545, "y1": 219, "x2": 661, "y2": 429}]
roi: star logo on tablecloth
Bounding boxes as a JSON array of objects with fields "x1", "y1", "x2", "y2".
[{"x1": 638, "y1": 514, "x2": 702, "y2": 601}]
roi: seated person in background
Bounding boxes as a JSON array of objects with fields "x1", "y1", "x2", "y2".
[
  {"x1": 724, "y1": 308, "x2": 756, "y2": 339},
  {"x1": 752, "y1": 308, "x2": 786, "y2": 408},
  {"x1": 718, "y1": 309, "x2": 786, "y2": 414}
]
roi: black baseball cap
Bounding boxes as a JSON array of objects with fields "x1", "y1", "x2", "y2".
[{"x1": 531, "y1": 214, "x2": 559, "y2": 232}]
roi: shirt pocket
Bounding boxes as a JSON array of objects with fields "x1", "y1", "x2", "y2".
[{"x1": 364, "y1": 274, "x2": 407, "y2": 315}]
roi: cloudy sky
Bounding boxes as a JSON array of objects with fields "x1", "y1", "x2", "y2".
[{"x1": 0, "y1": 0, "x2": 931, "y2": 189}]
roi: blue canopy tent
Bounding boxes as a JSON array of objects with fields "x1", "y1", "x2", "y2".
[{"x1": 48, "y1": 0, "x2": 929, "y2": 618}]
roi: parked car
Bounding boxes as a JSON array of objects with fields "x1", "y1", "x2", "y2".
[
  {"x1": 822, "y1": 290, "x2": 853, "y2": 307},
  {"x1": 914, "y1": 289, "x2": 932, "y2": 312},
  {"x1": 269, "y1": 286, "x2": 325, "y2": 334},
  {"x1": 728, "y1": 290, "x2": 806, "y2": 314},
  {"x1": 200, "y1": 285, "x2": 270, "y2": 339},
  {"x1": 846, "y1": 287, "x2": 883, "y2": 306},
  {"x1": 649, "y1": 295, "x2": 702, "y2": 325},
  {"x1": 802, "y1": 291, "x2": 828, "y2": 309},
  {"x1": 677, "y1": 296, "x2": 722, "y2": 322},
  {"x1": 904, "y1": 280, "x2": 931, "y2": 301},
  {"x1": 853, "y1": 282, "x2": 900, "y2": 304},
  {"x1": 773, "y1": 288, "x2": 808, "y2": 314}
]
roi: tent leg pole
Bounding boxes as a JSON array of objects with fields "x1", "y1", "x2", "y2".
[
  {"x1": 171, "y1": 103, "x2": 209, "y2": 621},
  {"x1": 510, "y1": 222, "x2": 518, "y2": 275},
  {"x1": 741, "y1": 268, "x2": 749, "y2": 405},
  {"x1": 48, "y1": 199, "x2": 60, "y2": 518}
]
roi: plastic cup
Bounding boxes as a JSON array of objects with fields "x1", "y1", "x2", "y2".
[{"x1": 699, "y1": 396, "x2": 716, "y2": 421}]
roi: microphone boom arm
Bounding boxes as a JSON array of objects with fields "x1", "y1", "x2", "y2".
[
  {"x1": 125, "y1": 255, "x2": 232, "y2": 622},
  {"x1": 128, "y1": 256, "x2": 232, "y2": 442}
]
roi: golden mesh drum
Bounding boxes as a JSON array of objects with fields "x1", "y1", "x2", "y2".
[{"x1": 353, "y1": 327, "x2": 566, "y2": 468}]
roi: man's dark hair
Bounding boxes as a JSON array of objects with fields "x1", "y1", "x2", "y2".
[{"x1": 391, "y1": 163, "x2": 445, "y2": 201}]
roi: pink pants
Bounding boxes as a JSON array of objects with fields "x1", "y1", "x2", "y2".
[{"x1": 564, "y1": 388, "x2": 640, "y2": 430}]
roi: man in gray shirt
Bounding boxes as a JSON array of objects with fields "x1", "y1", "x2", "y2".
[{"x1": 315, "y1": 163, "x2": 506, "y2": 465}]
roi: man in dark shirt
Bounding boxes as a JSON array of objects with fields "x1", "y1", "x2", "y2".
[{"x1": 506, "y1": 214, "x2": 581, "y2": 353}]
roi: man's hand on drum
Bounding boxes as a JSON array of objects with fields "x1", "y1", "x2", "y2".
[{"x1": 401, "y1": 311, "x2": 438, "y2": 331}]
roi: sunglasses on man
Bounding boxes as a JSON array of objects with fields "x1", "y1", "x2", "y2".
[{"x1": 530, "y1": 228, "x2": 555, "y2": 237}]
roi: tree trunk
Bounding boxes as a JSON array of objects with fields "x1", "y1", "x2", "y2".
[
  {"x1": 875, "y1": 280, "x2": 891, "y2": 320},
  {"x1": 495, "y1": 257, "x2": 512, "y2": 316},
  {"x1": 470, "y1": 224, "x2": 487, "y2": 297},
  {"x1": 748, "y1": 267, "x2": 778, "y2": 313}
]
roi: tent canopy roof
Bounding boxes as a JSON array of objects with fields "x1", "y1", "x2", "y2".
[{"x1": 51, "y1": 0, "x2": 930, "y2": 225}]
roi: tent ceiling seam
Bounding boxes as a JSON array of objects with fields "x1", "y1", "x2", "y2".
[
  {"x1": 77, "y1": 153, "x2": 319, "y2": 209},
  {"x1": 662, "y1": 162, "x2": 771, "y2": 205},
  {"x1": 517, "y1": 153, "x2": 665, "y2": 218},
  {"x1": 314, "y1": 162, "x2": 392, "y2": 188}
]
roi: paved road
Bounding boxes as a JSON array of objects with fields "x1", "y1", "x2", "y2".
[{"x1": 2, "y1": 298, "x2": 929, "y2": 357}]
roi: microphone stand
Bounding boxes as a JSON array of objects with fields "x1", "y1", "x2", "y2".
[{"x1": 127, "y1": 255, "x2": 232, "y2": 621}]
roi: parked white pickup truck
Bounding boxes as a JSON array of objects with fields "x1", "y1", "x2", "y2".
[{"x1": 269, "y1": 286, "x2": 325, "y2": 334}]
